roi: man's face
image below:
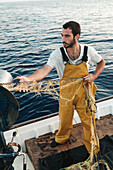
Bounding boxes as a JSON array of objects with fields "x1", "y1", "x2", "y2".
[{"x1": 61, "y1": 28, "x2": 75, "y2": 48}]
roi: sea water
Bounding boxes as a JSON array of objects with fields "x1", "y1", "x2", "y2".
[{"x1": 0, "y1": 0, "x2": 113, "y2": 124}]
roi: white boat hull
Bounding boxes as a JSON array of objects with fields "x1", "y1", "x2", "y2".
[{"x1": 4, "y1": 96, "x2": 113, "y2": 170}]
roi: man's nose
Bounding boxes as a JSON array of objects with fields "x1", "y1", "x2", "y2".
[{"x1": 62, "y1": 36, "x2": 65, "y2": 42}]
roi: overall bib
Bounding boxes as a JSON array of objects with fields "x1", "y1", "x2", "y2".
[{"x1": 55, "y1": 60, "x2": 99, "y2": 155}]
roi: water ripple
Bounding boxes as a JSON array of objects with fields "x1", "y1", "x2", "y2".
[{"x1": 0, "y1": 0, "x2": 113, "y2": 124}]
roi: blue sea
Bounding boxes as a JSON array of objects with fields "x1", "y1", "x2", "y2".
[{"x1": 0, "y1": 0, "x2": 113, "y2": 124}]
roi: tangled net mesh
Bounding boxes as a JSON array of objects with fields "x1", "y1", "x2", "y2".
[
  {"x1": 1, "y1": 78, "x2": 110, "y2": 170},
  {"x1": 2, "y1": 79, "x2": 60, "y2": 99},
  {"x1": 1, "y1": 78, "x2": 84, "y2": 101}
]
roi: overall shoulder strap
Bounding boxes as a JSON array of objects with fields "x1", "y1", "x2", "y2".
[
  {"x1": 82, "y1": 46, "x2": 88, "y2": 62},
  {"x1": 60, "y1": 47, "x2": 69, "y2": 63}
]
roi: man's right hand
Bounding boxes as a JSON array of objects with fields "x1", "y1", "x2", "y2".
[
  {"x1": 17, "y1": 76, "x2": 30, "y2": 83},
  {"x1": 16, "y1": 76, "x2": 31, "y2": 92},
  {"x1": 16, "y1": 64, "x2": 53, "y2": 92}
]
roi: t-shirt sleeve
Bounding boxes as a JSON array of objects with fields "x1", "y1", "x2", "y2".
[{"x1": 88, "y1": 46, "x2": 102, "y2": 66}]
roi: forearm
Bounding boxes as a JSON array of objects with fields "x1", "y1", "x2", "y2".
[
  {"x1": 27, "y1": 69, "x2": 46, "y2": 81},
  {"x1": 27, "y1": 65, "x2": 52, "y2": 81},
  {"x1": 84, "y1": 58, "x2": 105, "y2": 82},
  {"x1": 17, "y1": 65, "x2": 53, "y2": 83},
  {"x1": 93, "y1": 58, "x2": 105, "y2": 80}
]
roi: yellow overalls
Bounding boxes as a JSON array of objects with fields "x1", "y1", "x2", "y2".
[{"x1": 55, "y1": 62, "x2": 99, "y2": 155}]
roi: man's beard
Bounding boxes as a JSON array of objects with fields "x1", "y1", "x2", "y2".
[{"x1": 63, "y1": 39, "x2": 75, "y2": 48}]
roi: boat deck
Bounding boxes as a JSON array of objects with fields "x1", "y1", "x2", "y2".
[{"x1": 25, "y1": 114, "x2": 113, "y2": 170}]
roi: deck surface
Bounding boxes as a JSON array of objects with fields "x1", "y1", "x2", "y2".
[{"x1": 25, "y1": 114, "x2": 113, "y2": 170}]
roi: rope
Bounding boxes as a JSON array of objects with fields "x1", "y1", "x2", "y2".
[{"x1": 64, "y1": 81, "x2": 110, "y2": 170}]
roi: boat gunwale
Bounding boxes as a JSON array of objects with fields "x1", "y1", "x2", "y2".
[{"x1": 8, "y1": 95, "x2": 113, "y2": 130}]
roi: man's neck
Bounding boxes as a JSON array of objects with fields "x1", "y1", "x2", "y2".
[{"x1": 66, "y1": 43, "x2": 81, "y2": 61}]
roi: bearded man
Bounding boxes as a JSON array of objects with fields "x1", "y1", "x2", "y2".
[{"x1": 17, "y1": 21, "x2": 105, "y2": 155}]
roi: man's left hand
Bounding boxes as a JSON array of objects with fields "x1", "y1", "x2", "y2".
[{"x1": 84, "y1": 74, "x2": 96, "y2": 82}]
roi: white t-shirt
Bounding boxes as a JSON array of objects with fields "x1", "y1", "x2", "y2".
[{"x1": 47, "y1": 44, "x2": 102, "y2": 79}]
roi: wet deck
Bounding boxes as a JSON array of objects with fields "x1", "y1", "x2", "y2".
[{"x1": 25, "y1": 114, "x2": 113, "y2": 170}]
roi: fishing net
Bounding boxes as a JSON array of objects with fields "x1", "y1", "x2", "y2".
[
  {"x1": 1, "y1": 78, "x2": 83, "y2": 101},
  {"x1": 1, "y1": 78, "x2": 110, "y2": 169}
]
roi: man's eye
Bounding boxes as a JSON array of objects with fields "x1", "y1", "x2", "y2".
[{"x1": 65, "y1": 35, "x2": 70, "y2": 38}]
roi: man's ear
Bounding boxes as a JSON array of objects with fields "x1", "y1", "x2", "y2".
[{"x1": 75, "y1": 34, "x2": 80, "y2": 40}]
